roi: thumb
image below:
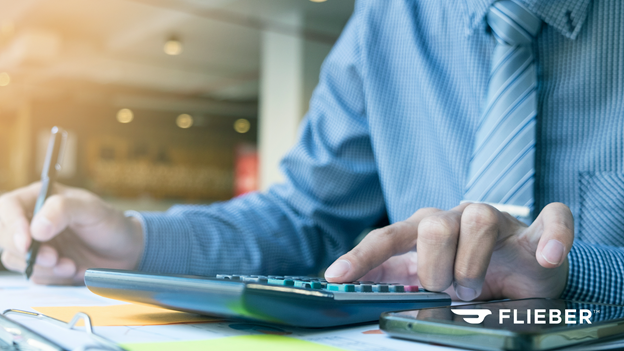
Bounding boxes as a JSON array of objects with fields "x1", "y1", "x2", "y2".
[
  {"x1": 531, "y1": 202, "x2": 574, "y2": 268},
  {"x1": 30, "y1": 194, "x2": 73, "y2": 242}
]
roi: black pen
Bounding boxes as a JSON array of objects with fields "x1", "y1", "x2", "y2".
[{"x1": 24, "y1": 126, "x2": 68, "y2": 280}]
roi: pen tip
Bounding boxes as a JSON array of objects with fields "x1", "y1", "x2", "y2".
[{"x1": 25, "y1": 267, "x2": 33, "y2": 280}]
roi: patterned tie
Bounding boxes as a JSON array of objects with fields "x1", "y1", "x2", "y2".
[{"x1": 464, "y1": 0, "x2": 542, "y2": 220}]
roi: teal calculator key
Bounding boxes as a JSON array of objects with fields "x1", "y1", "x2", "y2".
[
  {"x1": 327, "y1": 284, "x2": 355, "y2": 292},
  {"x1": 268, "y1": 278, "x2": 294, "y2": 286},
  {"x1": 294, "y1": 281, "x2": 323, "y2": 289},
  {"x1": 389, "y1": 285, "x2": 405, "y2": 292},
  {"x1": 355, "y1": 284, "x2": 373, "y2": 292},
  {"x1": 372, "y1": 284, "x2": 389, "y2": 292}
]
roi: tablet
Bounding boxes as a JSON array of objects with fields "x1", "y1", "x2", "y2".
[{"x1": 381, "y1": 298, "x2": 624, "y2": 350}]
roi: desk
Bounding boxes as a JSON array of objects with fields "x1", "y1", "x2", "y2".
[{"x1": 0, "y1": 272, "x2": 455, "y2": 351}]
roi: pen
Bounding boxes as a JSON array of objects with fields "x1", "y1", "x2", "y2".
[{"x1": 24, "y1": 126, "x2": 68, "y2": 280}]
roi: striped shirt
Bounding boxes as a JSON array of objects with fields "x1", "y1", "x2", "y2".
[{"x1": 134, "y1": 0, "x2": 624, "y2": 305}]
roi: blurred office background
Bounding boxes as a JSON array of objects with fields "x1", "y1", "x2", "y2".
[{"x1": 0, "y1": 0, "x2": 354, "y2": 212}]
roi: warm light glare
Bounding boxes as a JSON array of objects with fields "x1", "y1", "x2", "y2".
[
  {"x1": 0, "y1": 72, "x2": 10, "y2": 86},
  {"x1": 117, "y1": 108, "x2": 134, "y2": 123},
  {"x1": 310, "y1": 0, "x2": 327, "y2": 2},
  {"x1": 234, "y1": 119, "x2": 250, "y2": 133},
  {"x1": 164, "y1": 39, "x2": 182, "y2": 56},
  {"x1": 0, "y1": 22, "x2": 14, "y2": 38},
  {"x1": 176, "y1": 114, "x2": 193, "y2": 128}
]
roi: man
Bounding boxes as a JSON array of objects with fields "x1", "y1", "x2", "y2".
[{"x1": 0, "y1": 0, "x2": 622, "y2": 304}]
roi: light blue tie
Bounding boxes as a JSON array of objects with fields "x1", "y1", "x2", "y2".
[{"x1": 464, "y1": 0, "x2": 542, "y2": 219}]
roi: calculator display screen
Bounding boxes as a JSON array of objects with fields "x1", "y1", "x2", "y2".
[{"x1": 388, "y1": 298, "x2": 624, "y2": 333}]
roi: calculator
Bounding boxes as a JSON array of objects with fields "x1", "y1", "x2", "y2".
[{"x1": 84, "y1": 269, "x2": 451, "y2": 328}]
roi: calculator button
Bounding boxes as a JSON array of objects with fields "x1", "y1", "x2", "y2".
[
  {"x1": 355, "y1": 284, "x2": 373, "y2": 292},
  {"x1": 268, "y1": 278, "x2": 294, "y2": 286},
  {"x1": 371, "y1": 284, "x2": 389, "y2": 292},
  {"x1": 389, "y1": 285, "x2": 405, "y2": 293},
  {"x1": 327, "y1": 284, "x2": 356, "y2": 292},
  {"x1": 242, "y1": 276, "x2": 268, "y2": 283},
  {"x1": 294, "y1": 281, "x2": 323, "y2": 289},
  {"x1": 216, "y1": 274, "x2": 241, "y2": 281},
  {"x1": 404, "y1": 285, "x2": 419, "y2": 292}
]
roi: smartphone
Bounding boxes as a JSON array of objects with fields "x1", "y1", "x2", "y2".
[{"x1": 380, "y1": 298, "x2": 624, "y2": 351}]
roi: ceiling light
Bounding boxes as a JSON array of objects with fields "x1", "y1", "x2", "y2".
[
  {"x1": 310, "y1": 0, "x2": 327, "y2": 2},
  {"x1": 117, "y1": 108, "x2": 134, "y2": 123},
  {"x1": 176, "y1": 114, "x2": 193, "y2": 128},
  {"x1": 234, "y1": 119, "x2": 250, "y2": 133},
  {"x1": 0, "y1": 72, "x2": 10, "y2": 86},
  {"x1": 164, "y1": 36, "x2": 182, "y2": 56}
]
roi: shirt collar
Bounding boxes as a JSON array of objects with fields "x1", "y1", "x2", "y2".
[{"x1": 463, "y1": 0, "x2": 592, "y2": 40}]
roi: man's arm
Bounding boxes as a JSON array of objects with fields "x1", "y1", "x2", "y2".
[
  {"x1": 133, "y1": 2, "x2": 385, "y2": 276},
  {"x1": 0, "y1": 2, "x2": 383, "y2": 282},
  {"x1": 562, "y1": 242, "x2": 624, "y2": 305}
]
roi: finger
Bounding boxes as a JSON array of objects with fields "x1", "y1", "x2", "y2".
[
  {"x1": 30, "y1": 257, "x2": 78, "y2": 286},
  {"x1": 358, "y1": 265, "x2": 384, "y2": 283},
  {"x1": 30, "y1": 193, "x2": 88, "y2": 242},
  {"x1": 36, "y1": 245, "x2": 59, "y2": 268},
  {"x1": 417, "y1": 208, "x2": 463, "y2": 292},
  {"x1": 453, "y1": 203, "x2": 502, "y2": 301},
  {"x1": 361, "y1": 252, "x2": 421, "y2": 285},
  {"x1": 0, "y1": 184, "x2": 41, "y2": 253},
  {"x1": 0, "y1": 244, "x2": 59, "y2": 271},
  {"x1": 30, "y1": 189, "x2": 112, "y2": 243},
  {"x1": 532, "y1": 202, "x2": 574, "y2": 268},
  {"x1": 325, "y1": 208, "x2": 441, "y2": 282},
  {"x1": 1, "y1": 250, "x2": 25, "y2": 272}
]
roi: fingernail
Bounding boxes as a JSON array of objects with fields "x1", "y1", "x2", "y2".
[
  {"x1": 455, "y1": 285, "x2": 478, "y2": 301},
  {"x1": 13, "y1": 233, "x2": 27, "y2": 252},
  {"x1": 325, "y1": 260, "x2": 351, "y2": 279},
  {"x1": 542, "y1": 240, "x2": 565, "y2": 265},
  {"x1": 31, "y1": 216, "x2": 53, "y2": 241}
]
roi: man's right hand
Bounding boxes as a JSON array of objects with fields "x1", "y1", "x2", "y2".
[{"x1": 0, "y1": 183, "x2": 144, "y2": 285}]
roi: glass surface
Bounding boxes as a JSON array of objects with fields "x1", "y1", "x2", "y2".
[{"x1": 390, "y1": 298, "x2": 624, "y2": 333}]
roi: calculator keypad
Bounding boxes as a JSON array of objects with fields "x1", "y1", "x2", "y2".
[{"x1": 215, "y1": 274, "x2": 420, "y2": 293}]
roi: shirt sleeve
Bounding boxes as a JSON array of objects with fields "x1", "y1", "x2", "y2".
[
  {"x1": 561, "y1": 240, "x2": 624, "y2": 305},
  {"x1": 132, "y1": 2, "x2": 387, "y2": 276}
]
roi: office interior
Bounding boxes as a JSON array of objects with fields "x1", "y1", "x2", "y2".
[
  {"x1": 0, "y1": 0, "x2": 354, "y2": 207},
  {"x1": 0, "y1": 0, "x2": 355, "y2": 269}
]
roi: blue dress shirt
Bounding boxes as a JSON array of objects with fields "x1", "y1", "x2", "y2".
[{"x1": 134, "y1": 0, "x2": 624, "y2": 305}]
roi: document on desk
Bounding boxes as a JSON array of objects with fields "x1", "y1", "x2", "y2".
[
  {"x1": 33, "y1": 304, "x2": 219, "y2": 326},
  {"x1": 122, "y1": 335, "x2": 343, "y2": 351},
  {"x1": 0, "y1": 272, "x2": 458, "y2": 351}
]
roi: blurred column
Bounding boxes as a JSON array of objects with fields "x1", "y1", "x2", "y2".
[
  {"x1": 258, "y1": 16, "x2": 333, "y2": 191},
  {"x1": 9, "y1": 102, "x2": 32, "y2": 188},
  {"x1": 259, "y1": 15, "x2": 304, "y2": 191}
]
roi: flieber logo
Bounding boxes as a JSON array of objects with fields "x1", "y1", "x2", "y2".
[
  {"x1": 450, "y1": 308, "x2": 593, "y2": 325},
  {"x1": 451, "y1": 309, "x2": 492, "y2": 324}
]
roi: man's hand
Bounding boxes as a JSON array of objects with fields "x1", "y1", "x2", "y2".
[
  {"x1": 0, "y1": 183, "x2": 144, "y2": 285},
  {"x1": 324, "y1": 203, "x2": 573, "y2": 301}
]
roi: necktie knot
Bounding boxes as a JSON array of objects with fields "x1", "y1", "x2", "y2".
[{"x1": 488, "y1": 0, "x2": 542, "y2": 45}]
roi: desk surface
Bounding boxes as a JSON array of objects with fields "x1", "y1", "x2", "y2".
[{"x1": 0, "y1": 272, "x2": 455, "y2": 351}]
